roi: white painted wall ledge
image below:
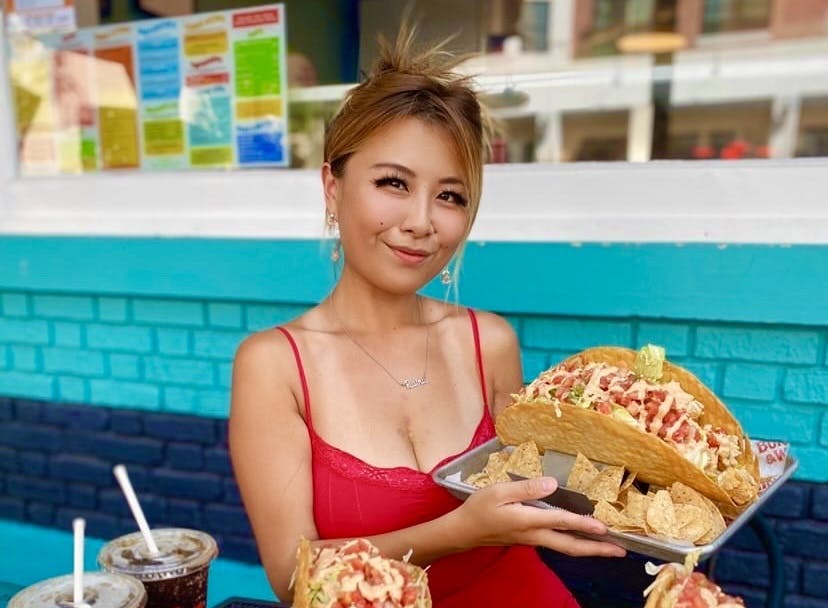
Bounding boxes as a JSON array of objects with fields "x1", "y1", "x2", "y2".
[{"x1": 1, "y1": 158, "x2": 827, "y2": 244}]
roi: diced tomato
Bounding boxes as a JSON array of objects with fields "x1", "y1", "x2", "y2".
[
  {"x1": 707, "y1": 433, "x2": 720, "y2": 448},
  {"x1": 402, "y1": 586, "x2": 419, "y2": 604},
  {"x1": 364, "y1": 563, "x2": 383, "y2": 585},
  {"x1": 595, "y1": 402, "x2": 612, "y2": 415},
  {"x1": 672, "y1": 421, "x2": 692, "y2": 443},
  {"x1": 599, "y1": 376, "x2": 611, "y2": 390},
  {"x1": 648, "y1": 389, "x2": 667, "y2": 402},
  {"x1": 619, "y1": 376, "x2": 634, "y2": 390}
]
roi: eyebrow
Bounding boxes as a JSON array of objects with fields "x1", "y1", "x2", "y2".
[{"x1": 371, "y1": 163, "x2": 466, "y2": 187}]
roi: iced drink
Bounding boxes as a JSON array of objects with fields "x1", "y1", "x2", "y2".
[
  {"x1": 8, "y1": 571, "x2": 146, "y2": 608},
  {"x1": 97, "y1": 528, "x2": 218, "y2": 608}
]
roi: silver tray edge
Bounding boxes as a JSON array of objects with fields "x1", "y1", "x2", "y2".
[{"x1": 432, "y1": 437, "x2": 799, "y2": 563}]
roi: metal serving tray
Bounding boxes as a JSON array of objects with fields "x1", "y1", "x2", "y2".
[{"x1": 432, "y1": 437, "x2": 798, "y2": 563}]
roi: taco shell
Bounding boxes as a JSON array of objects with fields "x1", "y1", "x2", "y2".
[
  {"x1": 293, "y1": 537, "x2": 313, "y2": 608},
  {"x1": 292, "y1": 537, "x2": 431, "y2": 608},
  {"x1": 496, "y1": 347, "x2": 758, "y2": 513}
]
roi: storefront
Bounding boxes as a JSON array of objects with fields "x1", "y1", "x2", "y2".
[{"x1": 1, "y1": 1, "x2": 827, "y2": 607}]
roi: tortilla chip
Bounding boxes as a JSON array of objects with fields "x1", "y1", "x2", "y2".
[
  {"x1": 718, "y1": 467, "x2": 759, "y2": 506},
  {"x1": 585, "y1": 465, "x2": 625, "y2": 503},
  {"x1": 619, "y1": 471, "x2": 637, "y2": 494},
  {"x1": 465, "y1": 472, "x2": 491, "y2": 488},
  {"x1": 505, "y1": 440, "x2": 543, "y2": 479},
  {"x1": 670, "y1": 482, "x2": 726, "y2": 544},
  {"x1": 646, "y1": 490, "x2": 678, "y2": 537},
  {"x1": 594, "y1": 500, "x2": 636, "y2": 530},
  {"x1": 567, "y1": 452, "x2": 599, "y2": 493},
  {"x1": 622, "y1": 492, "x2": 651, "y2": 530},
  {"x1": 496, "y1": 346, "x2": 759, "y2": 512},
  {"x1": 674, "y1": 503, "x2": 712, "y2": 544}
]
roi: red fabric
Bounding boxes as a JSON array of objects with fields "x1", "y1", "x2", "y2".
[{"x1": 278, "y1": 310, "x2": 579, "y2": 607}]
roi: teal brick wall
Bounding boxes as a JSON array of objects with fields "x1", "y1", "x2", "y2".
[{"x1": 1, "y1": 289, "x2": 826, "y2": 482}]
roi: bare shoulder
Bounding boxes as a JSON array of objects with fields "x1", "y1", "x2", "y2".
[
  {"x1": 470, "y1": 310, "x2": 520, "y2": 358},
  {"x1": 231, "y1": 323, "x2": 305, "y2": 418}
]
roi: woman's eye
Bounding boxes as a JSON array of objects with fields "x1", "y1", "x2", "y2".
[
  {"x1": 374, "y1": 176, "x2": 408, "y2": 191},
  {"x1": 438, "y1": 191, "x2": 468, "y2": 207}
]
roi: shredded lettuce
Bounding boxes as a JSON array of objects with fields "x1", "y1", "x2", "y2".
[
  {"x1": 634, "y1": 344, "x2": 665, "y2": 382},
  {"x1": 610, "y1": 404, "x2": 637, "y2": 426}
]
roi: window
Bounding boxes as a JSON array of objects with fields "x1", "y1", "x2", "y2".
[{"x1": 702, "y1": 0, "x2": 770, "y2": 33}]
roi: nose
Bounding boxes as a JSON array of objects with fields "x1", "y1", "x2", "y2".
[{"x1": 400, "y1": 193, "x2": 433, "y2": 236}]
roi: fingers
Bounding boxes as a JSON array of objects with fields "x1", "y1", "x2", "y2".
[
  {"x1": 490, "y1": 476, "x2": 558, "y2": 504},
  {"x1": 532, "y1": 529, "x2": 627, "y2": 558}
]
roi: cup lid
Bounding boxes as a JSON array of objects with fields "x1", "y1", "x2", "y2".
[
  {"x1": 97, "y1": 528, "x2": 218, "y2": 581},
  {"x1": 8, "y1": 571, "x2": 146, "y2": 608}
]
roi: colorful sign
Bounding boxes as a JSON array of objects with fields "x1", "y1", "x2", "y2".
[
  {"x1": 231, "y1": 7, "x2": 286, "y2": 166},
  {"x1": 137, "y1": 19, "x2": 186, "y2": 169},
  {"x1": 6, "y1": 0, "x2": 76, "y2": 35},
  {"x1": 8, "y1": 3, "x2": 289, "y2": 175}
]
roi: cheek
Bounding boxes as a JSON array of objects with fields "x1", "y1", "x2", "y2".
[{"x1": 437, "y1": 212, "x2": 469, "y2": 249}]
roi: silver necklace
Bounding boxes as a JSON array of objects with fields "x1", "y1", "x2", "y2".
[{"x1": 331, "y1": 295, "x2": 430, "y2": 390}]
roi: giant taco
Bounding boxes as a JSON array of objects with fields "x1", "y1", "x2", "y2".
[
  {"x1": 292, "y1": 537, "x2": 432, "y2": 608},
  {"x1": 496, "y1": 345, "x2": 759, "y2": 513},
  {"x1": 643, "y1": 553, "x2": 745, "y2": 607}
]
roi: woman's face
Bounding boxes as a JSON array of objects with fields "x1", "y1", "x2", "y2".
[{"x1": 324, "y1": 117, "x2": 471, "y2": 295}]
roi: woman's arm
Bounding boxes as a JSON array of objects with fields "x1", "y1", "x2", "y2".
[{"x1": 229, "y1": 331, "x2": 318, "y2": 599}]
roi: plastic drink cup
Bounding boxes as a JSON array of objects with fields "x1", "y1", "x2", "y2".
[
  {"x1": 97, "y1": 528, "x2": 218, "y2": 608},
  {"x1": 8, "y1": 571, "x2": 147, "y2": 608}
]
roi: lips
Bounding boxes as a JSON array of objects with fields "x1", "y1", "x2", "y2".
[{"x1": 387, "y1": 244, "x2": 431, "y2": 265}]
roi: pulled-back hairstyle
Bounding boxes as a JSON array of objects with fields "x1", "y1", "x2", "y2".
[{"x1": 324, "y1": 26, "x2": 494, "y2": 234}]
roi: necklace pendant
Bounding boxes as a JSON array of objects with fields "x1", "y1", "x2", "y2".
[{"x1": 401, "y1": 377, "x2": 428, "y2": 390}]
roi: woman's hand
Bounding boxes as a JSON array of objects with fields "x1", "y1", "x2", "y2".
[{"x1": 455, "y1": 476, "x2": 627, "y2": 558}]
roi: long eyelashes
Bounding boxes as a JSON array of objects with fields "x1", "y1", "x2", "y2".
[
  {"x1": 372, "y1": 174, "x2": 408, "y2": 190},
  {"x1": 372, "y1": 173, "x2": 468, "y2": 207},
  {"x1": 440, "y1": 190, "x2": 468, "y2": 207}
]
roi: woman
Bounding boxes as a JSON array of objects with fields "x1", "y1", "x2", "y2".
[{"x1": 229, "y1": 29, "x2": 625, "y2": 607}]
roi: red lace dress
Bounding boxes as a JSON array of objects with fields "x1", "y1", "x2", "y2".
[{"x1": 278, "y1": 309, "x2": 579, "y2": 607}]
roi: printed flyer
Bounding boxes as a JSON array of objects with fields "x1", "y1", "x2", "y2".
[
  {"x1": 181, "y1": 11, "x2": 235, "y2": 168},
  {"x1": 231, "y1": 5, "x2": 288, "y2": 167},
  {"x1": 51, "y1": 30, "x2": 98, "y2": 173},
  {"x1": 93, "y1": 24, "x2": 141, "y2": 169},
  {"x1": 137, "y1": 19, "x2": 186, "y2": 169},
  {"x1": 9, "y1": 3, "x2": 289, "y2": 174},
  {"x1": 9, "y1": 34, "x2": 58, "y2": 175}
]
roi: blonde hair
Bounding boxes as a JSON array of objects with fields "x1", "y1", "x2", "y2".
[{"x1": 324, "y1": 26, "x2": 494, "y2": 236}]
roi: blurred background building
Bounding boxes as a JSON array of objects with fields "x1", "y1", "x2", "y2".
[{"x1": 4, "y1": 0, "x2": 828, "y2": 171}]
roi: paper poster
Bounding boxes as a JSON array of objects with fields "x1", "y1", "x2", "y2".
[
  {"x1": 6, "y1": 0, "x2": 76, "y2": 35},
  {"x1": 9, "y1": 34, "x2": 59, "y2": 175},
  {"x1": 47, "y1": 30, "x2": 98, "y2": 172},
  {"x1": 10, "y1": 4, "x2": 289, "y2": 175},
  {"x1": 94, "y1": 25, "x2": 140, "y2": 169},
  {"x1": 231, "y1": 6, "x2": 288, "y2": 166},
  {"x1": 181, "y1": 12, "x2": 234, "y2": 168},
  {"x1": 137, "y1": 19, "x2": 186, "y2": 169}
]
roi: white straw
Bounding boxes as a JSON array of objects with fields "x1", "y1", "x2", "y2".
[
  {"x1": 73, "y1": 518, "x2": 84, "y2": 607},
  {"x1": 113, "y1": 464, "x2": 160, "y2": 555}
]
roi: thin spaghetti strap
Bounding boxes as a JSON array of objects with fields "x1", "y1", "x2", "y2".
[
  {"x1": 466, "y1": 308, "x2": 489, "y2": 410},
  {"x1": 276, "y1": 327, "x2": 313, "y2": 427}
]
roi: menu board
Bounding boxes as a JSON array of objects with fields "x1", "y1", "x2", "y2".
[{"x1": 9, "y1": 4, "x2": 289, "y2": 175}]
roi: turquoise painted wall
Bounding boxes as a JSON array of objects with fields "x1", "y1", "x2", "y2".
[{"x1": 1, "y1": 237, "x2": 827, "y2": 482}]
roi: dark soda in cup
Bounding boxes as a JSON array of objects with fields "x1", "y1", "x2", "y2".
[{"x1": 97, "y1": 528, "x2": 217, "y2": 608}]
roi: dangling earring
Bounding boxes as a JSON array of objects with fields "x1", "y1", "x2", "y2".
[
  {"x1": 331, "y1": 240, "x2": 341, "y2": 263},
  {"x1": 326, "y1": 211, "x2": 339, "y2": 233},
  {"x1": 440, "y1": 268, "x2": 452, "y2": 285}
]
